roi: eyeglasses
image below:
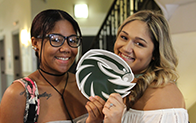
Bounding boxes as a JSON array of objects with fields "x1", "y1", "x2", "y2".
[{"x1": 37, "y1": 33, "x2": 82, "y2": 48}]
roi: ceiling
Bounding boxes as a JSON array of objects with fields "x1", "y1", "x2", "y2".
[{"x1": 157, "y1": 0, "x2": 196, "y2": 4}]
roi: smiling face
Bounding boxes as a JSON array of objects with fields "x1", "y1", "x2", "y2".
[
  {"x1": 37, "y1": 20, "x2": 78, "y2": 74},
  {"x1": 114, "y1": 20, "x2": 154, "y2": 74}
]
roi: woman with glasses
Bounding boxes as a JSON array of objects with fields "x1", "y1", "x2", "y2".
[{"x1": 0, "y1": 9, "x2": 104, "y2": 123}]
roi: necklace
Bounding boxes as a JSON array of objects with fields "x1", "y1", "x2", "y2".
[
  {"x1": 38, "y1": 69, "x2": 73, "y2": 123},
  {"x1": 39, "y1": 68, "x2": 66, "y2": 76}
]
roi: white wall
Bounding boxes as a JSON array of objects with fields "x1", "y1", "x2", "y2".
[{"x1": 172, "y1": 32, "x2": 196, "y2": 109}]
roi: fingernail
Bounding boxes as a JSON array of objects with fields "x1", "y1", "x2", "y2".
[{"x1": 89, "y1": 96, "x2": 93, "y2": 100}]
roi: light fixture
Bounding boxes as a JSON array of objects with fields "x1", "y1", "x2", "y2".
[
  {"x1": 21, "y1": 29, "x2": 31, "y2": 47},
  {"x1": 74, "y1": 4, "x2": 88, "y2": 18}
]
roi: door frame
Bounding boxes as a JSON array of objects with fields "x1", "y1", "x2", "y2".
[
  {"x1": 0, "y1": 35, "x2": 7, "y2": 99},
  {"x1": 12, "y1": 30, "x2": 22, "y2": 80}
]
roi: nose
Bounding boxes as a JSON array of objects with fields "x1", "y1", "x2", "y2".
[
  {"x1": 122, "y1": 40, "x2": 134, "y2": 53},
  {"x1": 59, "y1": 39, "x2": 71, "y2": 53}
]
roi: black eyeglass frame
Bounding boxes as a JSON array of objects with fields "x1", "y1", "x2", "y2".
[{"x1": 37, "y1": 33, "x2": 82, "y2": 48}]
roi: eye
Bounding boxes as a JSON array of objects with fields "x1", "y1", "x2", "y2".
[
  {"x1": 51, "y1": 38, "x2": 60, "y2": 42},
  {"x1": 135, "y1": 42, "x2": 144, "y2": 47},
  {"x1": 133, "y1": 37, "x2": 147, "y2": 47},
  {"x1": 69, "y1": 37, "x2": 79, "y2": 44},
  {"x1": 69, "y1": 39, "x2": 78, "y2": 44},
  {"x1": 50, "y1": 35, "x2": 63, "y2": 43},
  {"x1": 120, "y1": 35, "x2": 128, "y2": 40}
]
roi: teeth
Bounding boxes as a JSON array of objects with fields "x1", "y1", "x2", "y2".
[
  {"x1": 121, "y1": 54, "x2": 130, "y2": 59},
  {"x1": 56, "y1": 57, "x2": 69, "y2": 60}
]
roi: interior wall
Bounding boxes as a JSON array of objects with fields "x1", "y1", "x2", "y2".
[
  {"x1": 0, "y1": 0, "x2": 32, "y2": 81},
  {"x1": 188, "y1": 102, "x2": 196, "y2": 123},
  {"x1": 172, "y1": 32, "x2": 196, "y2": 122},
  {"x1": 172, "y1": 32, "x2": 196, "y2": 108}
]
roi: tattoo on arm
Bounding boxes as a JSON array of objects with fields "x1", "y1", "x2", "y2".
[
  {"x1": 20, "y1": 90, "x2": 26, "y2": 96},
  {"x1": 39, "y1": 92, "x2": 52, "y2": 100}
]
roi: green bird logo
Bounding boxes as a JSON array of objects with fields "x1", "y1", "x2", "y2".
[{"x1": 76, "y1": 49, "x2": 136, "y2": 101}]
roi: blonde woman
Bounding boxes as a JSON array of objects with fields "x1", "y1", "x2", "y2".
[{"x1": 102, "y1": 10, "x2": 189, "y2": 123}]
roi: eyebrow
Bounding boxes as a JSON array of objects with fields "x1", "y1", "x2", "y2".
[
  {"x1": 135, "y1": 37, "x2": 147, "y2": 43},
  {"x1": 122, "y1": 31, "x2": 129, "y2": 35},
  {"x1": 121, "y1": 31, "x2": 147, "y2": 43}
]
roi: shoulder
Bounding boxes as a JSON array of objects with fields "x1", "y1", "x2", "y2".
[
  {"x1": 133, "y1": 83, "x2": 186, "y2": 110},
  {"x1": 0, "y1": 80, "x2": 26, "y2": 122},
  {"x1": 2, "y1": 81, "x2": 26, "y2": 100}
]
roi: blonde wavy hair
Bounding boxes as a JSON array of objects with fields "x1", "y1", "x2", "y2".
[{"x1": 116, "y1": 10, "x2": 179, "y2": 109}]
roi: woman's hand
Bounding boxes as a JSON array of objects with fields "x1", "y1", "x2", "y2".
[
  {"x1": 102, "y1": 93, "x2": 126, "y2": 123},
  {"x1": 85, "y1": 96, "x2": 105, "y2": 123}
]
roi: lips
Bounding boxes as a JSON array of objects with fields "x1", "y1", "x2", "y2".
[{"x1": 120, "y1": 53, "x2": 135, "y2": 61}]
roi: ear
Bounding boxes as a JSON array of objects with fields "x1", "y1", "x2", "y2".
[
  {"x1": 31, "y1": 37, "x2": 40, "y2": 51},
  {"x1": 152, "y1": 57, "x2": 155, "y2": 60}
]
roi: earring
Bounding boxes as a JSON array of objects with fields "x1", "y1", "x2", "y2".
[{"x1": 32, "y1": 46, "x2": 37, "y2": 50}]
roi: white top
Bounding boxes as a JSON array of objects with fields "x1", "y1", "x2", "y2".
[
  {"x1": 47, "y1": 113, "x2": 88, "y2": 123},
  {"x1": 122, "y1": 108, "x2": 189, "y2": 123}
]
